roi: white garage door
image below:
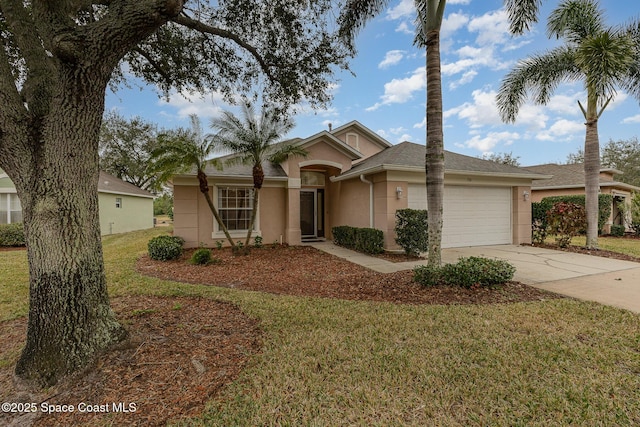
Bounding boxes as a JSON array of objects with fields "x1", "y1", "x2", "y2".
[{"x1": 408, "y1": 184, "x2": 512, "y2": 248}]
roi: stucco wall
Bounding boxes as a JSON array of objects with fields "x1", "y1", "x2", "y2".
[
  {"x1": 173, "y1": 183, "x2": 287, "y2": 248},
  {"x1": 512, "y1": 186, "x2": 532, "y2": 245},
  {"x1": 98, "y1": 193, "x2": 153, "y2": 235}
]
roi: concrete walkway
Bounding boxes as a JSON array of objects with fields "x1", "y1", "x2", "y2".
[{"x1": 307, "y1": 241, "x2": 640, "y2": 314}]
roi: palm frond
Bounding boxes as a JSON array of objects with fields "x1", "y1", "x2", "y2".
[
  {"x1": 337, "y1": 0, "x2": 391, "y2": 47},
  {"x1": 547, "y1": 0, "x2": 605, "y2": 43},
  {"x1": 577, "y1": 30, "x2": 635, "y2": 102},
  {"x1": 496, "y1": 46, "x2": 580, "y2": 123},
  {"x1": 503, "y1": 0, "x2": 543, "y2": 35}
]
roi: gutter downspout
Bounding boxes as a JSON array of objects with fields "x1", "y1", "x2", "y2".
[{"x1": 360, "y1": 174, "x2": 374, "y2": 228}]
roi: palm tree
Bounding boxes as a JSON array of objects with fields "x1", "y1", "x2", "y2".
[
  {"x1": 497, "y1": 0, "x2": 640, "y2": 249},
  {"x1": 152, "y1": 115, "x2": 236, "y2": 249},
  {"x1": 210, "y1": 101, "x2": 307, "y2": 251},
  {"x1": 339, "y1": 0, "x2": 447, "y2": 267}
]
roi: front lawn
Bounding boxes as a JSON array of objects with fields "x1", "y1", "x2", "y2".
[{"x1": 1, "y1": 228, "x2": 640, "y2": 425}]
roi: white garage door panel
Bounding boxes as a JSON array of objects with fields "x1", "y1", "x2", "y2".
[{"x1": 407, "y1": 184, "x2": 512, "y2": 248}]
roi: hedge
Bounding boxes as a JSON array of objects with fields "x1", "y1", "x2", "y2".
[
  {"x1": 395, "y1": 208, "x2": 428, "y2": 256},
  {"x1": 0, "y1": 222, "x2": 25, "y2": 247},
  {"x1": 332, "y1": 225, "x2": 384, "y2": 254}
]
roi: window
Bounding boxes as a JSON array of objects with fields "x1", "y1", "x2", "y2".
[
  {"x1": 0, "y1": 193, "x2": 22, "y2": 224},
  {"x1": 9, "y1": 194, "x2": 22, "y2": 223},
  {"x1": 0, "y1": 194, "x2": 7, "y2": 224},
  {"x1": 115, "y1": 197, "x2": 122, "y2": 208},
  {"x1": 218, "y1": 187, "x2": 254, "y2": 231}
]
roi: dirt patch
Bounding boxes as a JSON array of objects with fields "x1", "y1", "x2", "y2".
[{"x1": 0, "y1": 296, "x2": 261, "y2": 427}]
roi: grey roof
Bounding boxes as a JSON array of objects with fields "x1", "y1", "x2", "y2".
[
  {"x1": 338, "y1": 141, "x2": 548, "y2": 180},
  {"x1": 202, "y1": 160, "x2": 288, "y2": 178},
  {"x1": 98, "y1": 171, "x2": 155, "y2": 198},
  {"x1": 525, "y1": 163, "x2": 640, "y2": 191}
]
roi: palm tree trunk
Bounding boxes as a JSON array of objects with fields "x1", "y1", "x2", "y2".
[
  {"x1": 584, "y1": 94, "x2": 600, "y2": 249},
  {"x1": 425, "y1": 28, "x2": 445, "y2": 267},
  {"x1": 197, "y1": 170, "x2": 235, "y2": 248},
  {"x1": 244, "y1": 188, "x2": 259, "y2": 249}
]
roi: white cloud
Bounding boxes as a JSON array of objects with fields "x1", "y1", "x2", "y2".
[
  {"x1": 622, "y1": 114, "x2": 640, "y2": 124},
  {"x1": 445, "y1": 89, "x2": 503, "y2": 128},
  {"x1": 379, "y1": 50, "x2": 406, "y2": 69},
  {"x1": 413, "y1": 117, "x2": 426, "y2": 129},
  {"x1": 441, "y1": 12, "x2": 470, "y2": 39},
  {"x1": 395, "y1": 21, "x2": 413, "y2": 35},
  {"x1": 366, "y1": 67, "x2": 426, "y2": 111},
  {"x1": 464, "y1": 131, "x2": 521, "y2": 153},
  {"x1": 398, "y1": 133, "x2": 413, "y2": 143},
  {"x1": 449, "y1": 70, "x2": 478, "y2": 89},
  {"x1": 468, "y1": 10, "x2": 510, "y2": 46},
  {"x1": 157, "y1": 90, "x2": 227, "y2": 120},
  {"x1": 387, "y1": 0, "x2": 414, "y2": 20},
  {"x1": 536, "y1": 119, "x2": 584, "y2": 141}
]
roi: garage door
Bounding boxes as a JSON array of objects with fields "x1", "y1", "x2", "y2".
[{"x1": 408, "y1": 184, "x2": 512, "y2": 248}]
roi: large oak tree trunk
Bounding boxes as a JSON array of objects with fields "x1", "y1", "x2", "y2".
[
  {"x1": 425, "y1": 28, "x2": 445, "y2": 267},
  {"x1": 13, "y1": 71, "x2": 127, "y2": 386}
]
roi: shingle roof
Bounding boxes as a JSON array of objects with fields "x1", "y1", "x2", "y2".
[
  {"x1": 98, "y1": 171, "x2": 155, "y2": 198},
  {"x1": 339, "y1": 141, "x2": 547, "y2": 179},
  {"x1": 202, "y1": 160, "x2": 288, "y2": 178},
  {"x1": 525, "y1": 163, "x2": 639, "y2": 191}
]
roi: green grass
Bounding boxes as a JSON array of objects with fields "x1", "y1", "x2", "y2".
[
  {"x1": 2, "y1": 229, "x2": 640, "y2": 425},
  {"x1": 547, "y1": 235, "x2": 640, "y2": 258}
]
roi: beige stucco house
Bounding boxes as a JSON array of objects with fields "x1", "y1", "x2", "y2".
[
  {"x1": 0, "y1": 170, "x2": 154, "y2": 235},
  {"x1": 172, "y1": 121, "x2": 549, "y2": 250},
  {"x1": 526, "y1": 163, "x2": 640, "y2": 233}
]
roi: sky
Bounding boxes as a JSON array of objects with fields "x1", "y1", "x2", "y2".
[{"x1": 105, "y1": 0, "x2": 640, "y2": 167}]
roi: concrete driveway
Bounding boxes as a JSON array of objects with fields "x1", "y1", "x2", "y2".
[
  {"x1": 444, "y1": 245, "x2": 640, "y2": 313},
  {"x1": 310, "y1": 242, "x2": 640, "y2": 313}
]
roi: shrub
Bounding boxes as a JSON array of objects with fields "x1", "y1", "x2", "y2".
[
  {"x1": 395, "y1": 209, "x2": 428, "y2": 256},
  {"x1": 630, "y1": 192, "x2": 640, "y2": 236},
  {"x1": 531, "y1": 201, "x2": 552, "y2": 243},
  {"x1": 413, "y1": 257, "x2": 515, "y2": 289},
  {"x1": 190, "y1": 248, "x2": 212, "y2": 265},
  {"x1": 610, "y1": 224, "x2": 625, "y2": 237},
  {"x1": 331, "y1": 225, "x2": 384, "y2": 254},
  {"x1": 0, "y1": 222, "x2": 25, "y2": 246},
  {"x1": 546, "y1": 202, "x2": 586, "y2": 248},
  {"x1": 540, "y1": 194, "x2": 612, "y2": 234},
  {"x1": 253, "y1": 235, "x2": 263, "y2": 248},
  {"x1": 148, "y1": 235, "x2": 184, "y2": 261}
]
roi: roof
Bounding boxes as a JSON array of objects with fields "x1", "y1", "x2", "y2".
[
  {"x1": 97, "y1": 171, "x2": 155, "y2": 198},
  {"x1": 525, "y1": 163, "x2": 640, "y2": 192},
  {"x1": 334, "y1": 141, "x2": 550, "y2": 181},
  {"x1": 1, "y1": 170, "x2": 154, "y2": 198}
]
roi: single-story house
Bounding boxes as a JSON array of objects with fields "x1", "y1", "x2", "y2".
[
  {"x1": 172, "y1": 121, "x2": 550, "y2": 250},
  {"x1": 0, "y1": 170, "x2": 155, "y2": 235},
  {"x1": 526, "y1": 163, "x2": 640, "y2": 233}
]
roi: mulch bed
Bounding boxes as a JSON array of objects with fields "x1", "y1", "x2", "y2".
[
  {"x1": 137, "y1": 245, "x2": 557, "y2": 306},
  {"x1": 0, "y1": 296, "x2": 261, "y2": 427}
]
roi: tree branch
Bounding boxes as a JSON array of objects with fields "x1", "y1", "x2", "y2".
[
  {"x1": 171, "y1": 14, "x2": 274, "y2": 81},
  {"x1": 133, "y1": 47, "x2": 173, "y2": 86}
]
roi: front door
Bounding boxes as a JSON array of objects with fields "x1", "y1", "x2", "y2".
[
  {"x1": 300, "y1": 189, "x2": 324, "y2": 239},
  {"x1": 300, "y1": 190, "x2": 316, "y2": 238}
]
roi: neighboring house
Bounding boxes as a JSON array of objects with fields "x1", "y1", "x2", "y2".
[
  {"x1": 0, "y1": 170, "x2": 154, "y2": 235},
  {"x1": 526, "y1": 163, "x2": 640, "y2": 233},
  {"x1": 171, "y1": 121, "x2": 550, "y2": 250}
]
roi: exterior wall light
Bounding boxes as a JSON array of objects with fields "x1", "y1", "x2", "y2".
[
  {"x1": 396, "y1": 187, "x2": 403, "y2": 199},
  {"x1": 523, "y1": 190, "x2": 530, "y2": 201}
]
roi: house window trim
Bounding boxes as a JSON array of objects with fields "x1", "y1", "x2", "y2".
[
  {"x1": 115, "y1": 197, "x2": 123, "y2": 209},
  {"x1": 211, "y1": 184, "x2": 261, "y2": 239}
]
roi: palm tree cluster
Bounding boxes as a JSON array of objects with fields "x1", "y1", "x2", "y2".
[{"x1": 152, "y1": 101, "x2": 306, "y2": 254}]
